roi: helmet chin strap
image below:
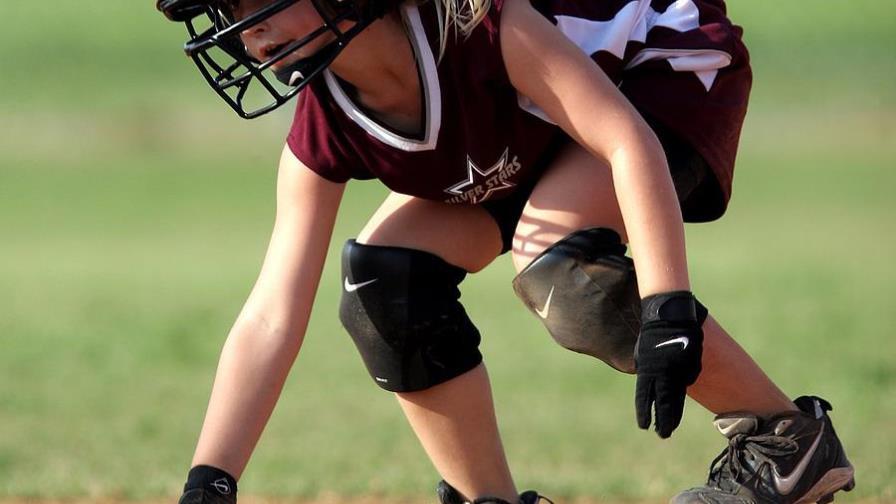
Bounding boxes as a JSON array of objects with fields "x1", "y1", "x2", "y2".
[{"x1": 274, "y1": 62, "x2": 308, "y2": 86}]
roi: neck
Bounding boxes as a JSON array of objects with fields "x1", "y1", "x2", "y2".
[{"x1": 328, "y1": 9, "x2": 419, "y2": 115}]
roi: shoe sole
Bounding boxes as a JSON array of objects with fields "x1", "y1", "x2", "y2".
[{"x1": 795, "y1": 465, "x2": 855, "y2": 504}]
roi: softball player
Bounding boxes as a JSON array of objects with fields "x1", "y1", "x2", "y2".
[{"x1": 158, "y1": 0, "x2": 855, "y2": 502}]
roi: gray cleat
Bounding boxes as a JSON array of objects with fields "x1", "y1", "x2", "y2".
[{"x1": 672, "y1": 396, "x2": 855, "y2": 504}]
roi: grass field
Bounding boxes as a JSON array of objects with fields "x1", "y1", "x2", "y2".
[{"x1": 1, "y1": 0, "x2": 895, "y2": 502}]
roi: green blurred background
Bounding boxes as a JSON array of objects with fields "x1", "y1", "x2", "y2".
[{"x1": 1, "y1": 0, "x2": 894, "y2": 501}]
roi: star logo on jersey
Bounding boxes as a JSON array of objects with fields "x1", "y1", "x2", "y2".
[{"x1": 444, "y1": 148, "x2": 522, "y2": 204}]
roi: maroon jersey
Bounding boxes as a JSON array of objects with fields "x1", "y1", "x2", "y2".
[
  {"x1": 287, "y1": 0, "x2": 560, "y2": 205},
  {"x1": 287, "y1": 0, "x2": 750, "y2": 208}
]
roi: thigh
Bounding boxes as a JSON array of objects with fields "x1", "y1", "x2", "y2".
[
  {"x1": 511, "y1": 141, "x2": 626, "y2": 272},
  {"x1": 358, "y1": 192, "x2": 503, "y2": 273}
]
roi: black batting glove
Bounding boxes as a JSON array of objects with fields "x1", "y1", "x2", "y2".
[{"x1": 634, "y1": 291, "x2": 706, "y2": 438}]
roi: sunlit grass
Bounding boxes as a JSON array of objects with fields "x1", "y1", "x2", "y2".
[{"x1": 1, "y1": 0, "x2": 894, "y2": 501}]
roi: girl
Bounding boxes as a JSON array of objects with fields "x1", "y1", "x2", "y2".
[{"x1": 158, "y1": 0, "x2": 855, "y2": 503}]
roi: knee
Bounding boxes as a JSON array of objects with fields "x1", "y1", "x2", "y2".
[
  {"x1": 512, "y1": 228, "x2": 641, "y2": 373},
  {"x1": 339, "y1": 240, "x2": 483, "y2": 392}
]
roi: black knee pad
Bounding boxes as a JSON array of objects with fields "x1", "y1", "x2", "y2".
[
  {"x1": 512, "y1": 228, "x2": 641, "y2": 373},
  {"x1": 339, "y1": 240, "x2": 483, "y2": 392}
]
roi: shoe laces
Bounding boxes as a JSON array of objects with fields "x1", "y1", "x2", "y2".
[{"x1": 708, "y1": 431, "x2": 800, "y2": 492}]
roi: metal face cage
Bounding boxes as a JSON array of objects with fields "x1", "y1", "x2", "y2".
[{"x1": 160, "y1": 0, "x2": 370, "y2": 118}]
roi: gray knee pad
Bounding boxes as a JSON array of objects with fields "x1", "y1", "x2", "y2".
[
  {"x1": 512, "y1": 228, "x2": 641, "y2": 373},
  {"x1": 339, "y1": 240, "x2": 482, "y2": 392}
]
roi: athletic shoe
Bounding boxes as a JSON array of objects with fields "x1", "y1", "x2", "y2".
[
  {"x1": 437, "y1": 480, "x2": 551, "y2": 504},
  {"x1": 671, "y1": 396, "x2": 855, "y2": 504}
]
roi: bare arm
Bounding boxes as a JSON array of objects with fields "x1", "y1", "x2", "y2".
[
  {"x1": 190, "y1": 145, "x2": 346, "y2": 477},
  {"x1": 499, "y1": 0, "x2": 689, "y2": 296}
]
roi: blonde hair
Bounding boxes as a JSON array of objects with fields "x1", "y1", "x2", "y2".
[{"x1": 431, "y1": 0, "x2": 493, "y2": 58}]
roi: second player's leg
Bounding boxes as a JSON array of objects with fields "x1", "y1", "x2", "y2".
[{"x1": 352, "y1": 193, "x2": 519, "y2": 502}]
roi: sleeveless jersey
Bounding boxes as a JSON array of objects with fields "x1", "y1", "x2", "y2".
[{"x1": 287, "y1": 0, "x2": 750, "y2": 207}]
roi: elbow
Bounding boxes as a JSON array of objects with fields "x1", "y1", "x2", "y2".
[
  {"x1": 227, "y1": 314, "x2": 307, "y2": 357},
  {"x1": 604, "y1": 121, "x2": 669, "y2": 175}
]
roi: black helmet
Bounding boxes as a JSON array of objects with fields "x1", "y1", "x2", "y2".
[{"x1": 157, "y1": 0, "x2": 393, "y2": 118}]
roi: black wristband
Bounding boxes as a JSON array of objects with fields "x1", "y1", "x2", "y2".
[
  {"x1": 641, "y1": 291, "x2": 709, "y2": 326},
  {"x1": 641, "y1": 290, "x2": 698, "y2": 323},
  {"x1": 184, "y1": 465, "x2": 237, "y2": 497}
]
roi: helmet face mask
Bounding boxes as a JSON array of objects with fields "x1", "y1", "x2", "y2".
[{"x1": 158, "y1": 0, "x2": 382, "y2": 118}]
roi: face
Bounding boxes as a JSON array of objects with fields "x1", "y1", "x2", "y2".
[{"x1": 228, "y1": 0, "x2": 337, "y2": 69}]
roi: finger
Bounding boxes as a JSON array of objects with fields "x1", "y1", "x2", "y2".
[
  {"x1": 635, "y1": 375, "x2": 655, "y2": 430},
  {"x1": 653, "y1": 378, "x2": 686, "y2": 438}
]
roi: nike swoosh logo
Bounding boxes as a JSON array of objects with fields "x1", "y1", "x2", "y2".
[
  {"x1": 772, "y1": 423, "x2": 825, "y2": 495},
  {"x1": 211, "y1": 479, "x2": 231, "y2": 495},
  {"x1": 655, "y1": 336, "x2": 689, "y2": 350},
  {"x1": 535, "y1": 286, "x2": 555, "y2": 319},
  {"x1": 344, "y1": 277, "x2": 378, "y2": 292}
]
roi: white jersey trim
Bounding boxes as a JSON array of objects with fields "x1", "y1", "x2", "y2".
[
  {"x1": 324, "y1": 3, "x2": 441, "y2": 152},
  {"x1": 625, "y1": 48, "x2": 732, "y2": 91}
]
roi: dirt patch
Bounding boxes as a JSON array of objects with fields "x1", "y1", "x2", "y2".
[
  {"x1": 0, "y1": 501, "x2": 616, "y2": 504},
  {"x1": 0, "y1": 499, "x2": 653, "y2": 504},
  {"x1": 1, "y1": 500, "x2": 892, "y2": 504},
  {"x1": 0, "y1": 501, "x2": 427, "y2": 504}
]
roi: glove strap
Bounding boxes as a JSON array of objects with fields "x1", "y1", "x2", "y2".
[
  {"x1": 184, "y1": 464, "x2": 237, "y2": 497},
  {"x1": 641, "y1": 291, "x2": 707, "y2": 324}
]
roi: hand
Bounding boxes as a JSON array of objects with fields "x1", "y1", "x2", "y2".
[{"x1": 634, "y1": 291, "x2": 705, "y2": 438}]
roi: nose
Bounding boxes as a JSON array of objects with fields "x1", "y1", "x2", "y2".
[
  {"x1": 241, "y1": 19, "x2": 269, "y2": 38},
  {"x1": 238, "y1": 18, "x2": 271, "y2": 59}
]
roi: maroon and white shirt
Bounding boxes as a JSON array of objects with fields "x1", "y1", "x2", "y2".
[{"x1": 287, "y1": 0, "x2": 750, "y2": 206}]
